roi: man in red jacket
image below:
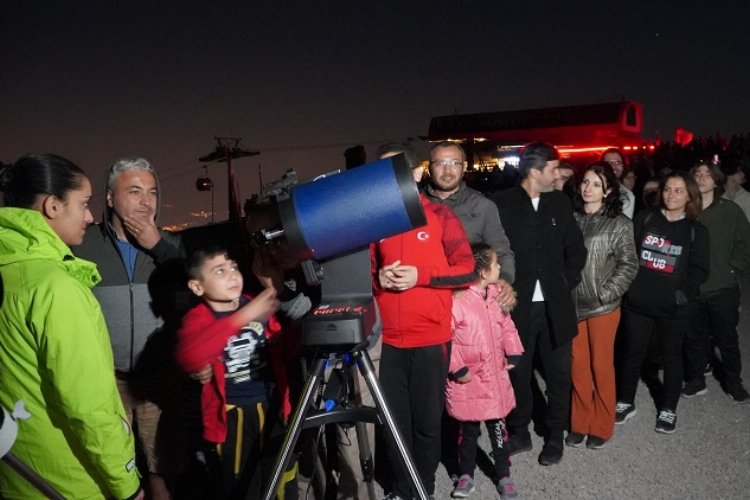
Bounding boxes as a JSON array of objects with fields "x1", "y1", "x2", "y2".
[{"x1": 373, "y1": 147, "x2": 476, "y2": 500}]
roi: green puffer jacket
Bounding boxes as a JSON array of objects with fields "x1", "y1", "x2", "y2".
[{"x1": 0, "y1": 208, "x2": 140, "y2": 499}]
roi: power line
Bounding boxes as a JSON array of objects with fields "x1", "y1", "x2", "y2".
[{"x1": 158, "y1": 136, "x2": 418, "y2": 183}]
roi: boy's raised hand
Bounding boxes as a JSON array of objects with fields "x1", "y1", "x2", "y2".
[
  {"x1": 252, "y1": 247, "x2": 284, "y2": 291},
  {"x1": 243, "y1": 286, "x2": 280, "y2": 323}
]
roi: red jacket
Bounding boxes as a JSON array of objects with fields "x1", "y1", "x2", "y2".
[
  {"x1": 372, "y1": 196, "x2": 476, "y2": 348},
  {"x1": 174, "y1": 295, "x2": 290, "y2": 443}
]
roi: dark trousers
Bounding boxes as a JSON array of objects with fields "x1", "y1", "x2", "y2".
[
  {"x1": 217, "y1": 402, "x2": 296, "y2": 500},
  {"x1": 684, "y1": 287, "x2": 743, "y2": 389},
  {"x1": 507, "y1": 302, "x2": 571, "y2": 439},
  {"x1": 617, "y1": 309, "x2": 687, "y2": 411},
  {"x1": 379, "y1": 342, "x2": 450, "y2": 497},
  {"x1": 458, "y1": 419, "x2": 510, "y2": 480}
]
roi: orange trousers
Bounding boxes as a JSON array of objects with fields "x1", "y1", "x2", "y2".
[{"x1": 571, "y1": 307, "x2": 620, "y2": 441}]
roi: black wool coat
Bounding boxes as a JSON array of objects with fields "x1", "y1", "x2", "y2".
[{"x1": 490, "y1": 186, "x2": 587, "y2": 347}]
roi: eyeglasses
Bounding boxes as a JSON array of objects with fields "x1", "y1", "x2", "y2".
[{"x1": 430, "y1": 159, "x2": 464, "y2": 169}]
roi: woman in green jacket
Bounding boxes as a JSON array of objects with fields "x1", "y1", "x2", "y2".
[{"x1": 0, "y1": 154, "x2": 142, "y2": 499}]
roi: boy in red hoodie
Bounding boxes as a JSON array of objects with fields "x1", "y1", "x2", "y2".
[{"x1": 175, "y1": 245, "x2": 293, "y2": 499}]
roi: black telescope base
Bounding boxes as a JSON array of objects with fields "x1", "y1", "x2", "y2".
[{"x1": 261, "y1": 348, "x2": 429, "y2": 500}]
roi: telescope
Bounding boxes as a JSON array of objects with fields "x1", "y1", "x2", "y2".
[
  {"x1": 247, "y1": 154, "x2": 433, "y2": 500},
  {"x1": 246, "y1": 154, "x2": 426, "y2": 350}
]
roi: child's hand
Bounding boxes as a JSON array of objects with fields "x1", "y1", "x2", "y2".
[
  {"x1": 190, "y1": 364, "x2": 213, "y2": 384},
  {"x1": 245, "y1": 286, "x2": 280, "y2": 322},
  {"x1": 506, "y1": 364, "x2": 515, "y2": 371},
  {"x1": 252, "y1": 248, "x2": 283, "y2": 291},
  {"x1": 456, "y1": 371, "x2": 472, "y2": 384}
]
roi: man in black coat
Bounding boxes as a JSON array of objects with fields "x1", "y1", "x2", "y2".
[{"x1": 489, "y1": 142, "x2": 587, "y2": 466}]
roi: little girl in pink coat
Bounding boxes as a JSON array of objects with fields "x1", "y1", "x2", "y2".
[{"x1": 446, "y1": 243, "x2": 524, "y2": 499}]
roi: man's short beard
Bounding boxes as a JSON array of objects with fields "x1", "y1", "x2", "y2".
[{"x1": 433, "y1": 179, "x2": 461, "y2": 193}]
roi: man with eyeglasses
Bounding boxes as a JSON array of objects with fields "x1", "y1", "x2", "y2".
[
  {"x1": 602, "y1": 148, "x2": 635, "y2": 218},
  {"x1": 373, "y1": 141, "x2": 476, "y2": 500},
  {"x1": 425, "y1": 141, "x2": 517, "y2": 310}
]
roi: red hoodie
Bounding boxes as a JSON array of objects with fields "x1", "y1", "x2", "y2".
[
  {"x1": 372, "y1": 196, "x2": 475, "y2": 348},
  {"x1": 174, "y1": 295, "x2": 290, "y2": 443}
]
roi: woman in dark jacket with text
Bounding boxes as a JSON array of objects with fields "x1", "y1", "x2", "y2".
[
  {"x1": 568, "y1": 163, "x2": 638, "y2": 449},
  {"x1": 615, "y1": 171, "x2": 709, "y2": 434}
]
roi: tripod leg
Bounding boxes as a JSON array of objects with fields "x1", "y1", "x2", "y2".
[
  {"x1": 262, "y1": 356, "x2": 327, "y2": 500},
  {"x1": 1, "y1": 453, "x2": 64, "y2": 500},
  {"x1": 354, "y1": 421, "x2": 376, "y2": 500},
  {"x1": 355, "y1": 350, "x2": 429, "y2": 500}
]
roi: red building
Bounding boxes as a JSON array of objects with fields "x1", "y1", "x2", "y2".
[{"x1": 426, "y1": 101, "x2": 652, "y2": 169}]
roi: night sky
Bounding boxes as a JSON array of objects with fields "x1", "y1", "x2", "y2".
[{"x1": 2, "y1": 1, "x2": 749, "y2": 227}]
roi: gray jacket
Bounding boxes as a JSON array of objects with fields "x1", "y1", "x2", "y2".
[
  {"x1": 75, "y1": 222, "x2": 185, "y2": 373},
  {"x1": 574, "y1": 208, "x2": 638, "y2": 321},
  {"x1": 425, "y1": 182, "x2": 515, "y2": 283}
]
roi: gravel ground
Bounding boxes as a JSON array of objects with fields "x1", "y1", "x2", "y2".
[{"x1": 373, "y1": 277, "x2": 750, "y2": 500}]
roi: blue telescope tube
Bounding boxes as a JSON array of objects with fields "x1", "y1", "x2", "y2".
[{"x1": 285, "y1": 155, "x2": 425, "y2": 261}]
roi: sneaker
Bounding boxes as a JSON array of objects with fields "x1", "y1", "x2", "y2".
[
  {"x1": 450, "y1": 474, "x2": 475, "y2": 498},
  {"x1": 682, "y1": 379, "x2": 708, "y2": 397},
  {"x1": 507, "y1": 433, "x2": 533, "y2": 456},
  {"x1": 586, "y1": 435, "x2": 607, "y2": 449},
  {"x1": 703, "y1": 362, "x2": 713, "y2": 375},
  {"x1": 381, "y1": 493, "x2": 407, "y2": 500},
  {"x1": 728, "y1": 385, "x2": 750, "y2": 404},
  {"x1": 655, "y1": 410, "x2": 677, "y2": 434},
  {"x1": 615, "y1": 402, "x2": 637, "y2": 424},
  {"x1": 497, "y1": 476, "x2": 519, "y2": 499},
  {"x1": 565, "y1": 431, "x2": 585, "y2": 447}
]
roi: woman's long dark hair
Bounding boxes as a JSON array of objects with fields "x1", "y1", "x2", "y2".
[
  {"x1": 0, "y1": 153, "x2": 86, "y2": 208},
  {"x1": 572, "y1": 161, "x2": 623, "y2": 218}
]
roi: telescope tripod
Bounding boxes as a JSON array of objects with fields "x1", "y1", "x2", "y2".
[{"x1": 261, "y1": 347, "x2": 429, "y2": 500}]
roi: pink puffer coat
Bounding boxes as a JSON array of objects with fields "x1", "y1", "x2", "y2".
[{"x1": 445, "y1": 283, "x2": 524, "y2": 422}]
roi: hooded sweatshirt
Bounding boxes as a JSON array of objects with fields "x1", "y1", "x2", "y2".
[{"x1": 0, "y1": 208, "x2": 140, "y2": 500}]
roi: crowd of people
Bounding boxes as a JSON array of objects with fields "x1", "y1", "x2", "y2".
[{"x1": 0, "y1": 139, "x2": 748, "y2": 500}]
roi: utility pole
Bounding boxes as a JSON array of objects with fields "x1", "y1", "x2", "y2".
[{"x1": 199, "y1": 137, "x2": 259, "y2": 221}]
